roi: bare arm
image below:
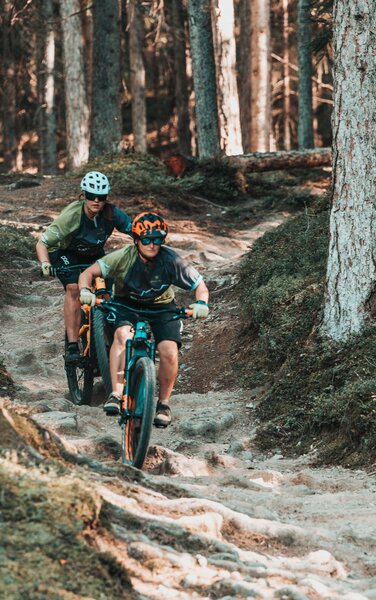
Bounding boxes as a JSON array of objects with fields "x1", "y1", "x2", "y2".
[
  {"x1": 78, "y1": 262, "x2": 103, "y2": 290},
  {"x1": 194, "y1": 280, "x2": 209, "y2": 304},
  {"x1": 36, "y1": 240, "x2": 50, "y2": 264}
]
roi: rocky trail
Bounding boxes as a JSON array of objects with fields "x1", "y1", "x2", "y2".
[{"x1": 1, "y1": 177, "x2": 376, "y2": 599}]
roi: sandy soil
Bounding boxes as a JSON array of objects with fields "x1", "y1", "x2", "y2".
[{"x1": 1, "y1": 175, "x2": 376, "y2": 599}]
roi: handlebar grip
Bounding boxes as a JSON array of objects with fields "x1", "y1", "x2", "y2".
[{"x1": 185, "y1": 309, "x2": 194, "y2": 317}]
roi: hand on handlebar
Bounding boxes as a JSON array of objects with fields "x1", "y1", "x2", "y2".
[
  {"x1": 79, "y1": 287, "x2": 96, "y2": 307},
  {"x1": 41, "y1": 262, "x2": 54, "y2": 278},
  {"x1": 189, "y1": 301, "x2": 209, "y2": 319}
]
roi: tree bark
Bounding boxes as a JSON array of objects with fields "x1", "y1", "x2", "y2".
[
  {"x1": 60, "y1": 0, "x2": 90, "y2": 168},
  {"x1": 90, "y1": 0, "x2": 122, "y2": 158},
  {"x1": 127, "y1": 0, "x2": 147, "y2": 153},
  {"x1": 321, "y1": 0, "x2": 376, "y2": 342},
  {"x1": 297, "y1": 0, "x2": 314, "y2": 149},
  {"x1": 250, "y1": 0, "x2": 271, "y2": 152},
  {"x1": 282, "y1": 0, "x2": 291, "y2": 150},
  {"x1": 237, "y1": 0, "x2": 251, "y2": 152},
  {"x1": 226, "y1": 147, "x2": 331, "y2": 171},
  {"x1": 169, "y1": 0, "x2": 192, "y2": 156},
  {"x1": 36, "y1": 0, "x2": 57, "y2": 174},
  {"x1": 211, "y1": 0, "x2": 243, "y2": 155},
  {"x1": 2, "y1": 1, "x2": 17, "y2": 171},
  {"x1": 187, "y1": 0, "x2": 220, "y2": 158}
]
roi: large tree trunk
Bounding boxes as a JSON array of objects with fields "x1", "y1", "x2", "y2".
[
  {"x1": 36, "y1": 0, "x2": 57, "y2": 174},
  {"x1": 282, "y1": 0, "x2": 291, "y2": 150},
  {"x1": 250, "y1": 0, "x2": 271, "y2": 152},
  {"x1": 237, "y1": 0, "x2": 251, "y2": 152},
  {"x1": 127, "y1": 0, "x2": 147, "y2": 153},
  {"x1": 297, "y1": 0, "x2": 314, "y2": 149},
  {"x1": 226, "y1": 147, "x2": 331, "y2": 171},
  {"x1": 187, "y1": 0, "x2": 220, "y2": 158},
  {"x1": 169, "y1": 0, "x2": 192, "y2": 156},
  {"x1": 2, "y1": 1, "x2": 17, "y2": 171},
  {"x1": 90, "y1": 0, "x2": 122, "y2": 158},
  {"x1": 60, "y1": 0, "x2": 90, "y2": 168},
  {"x1": 211, "y1": 0, "x2": 243, "y2": 155},
  {"x1": 321, "y1": 0, "x2": 376, "y2": 342}
]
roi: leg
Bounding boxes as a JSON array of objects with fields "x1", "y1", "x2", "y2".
[
  {"x1": 64, "y1": 283, "x2": 81, "y2": 343},
  {"x1": 109, "y1": 325, "x2": 133, "y2": 397},
  {"x1": 157, "y1": 340, "x2": 179, "y2": 403}
]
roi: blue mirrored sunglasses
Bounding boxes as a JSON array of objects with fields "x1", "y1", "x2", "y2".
[{"x1": 140, "y1": 236, "x2": 164, "y2": 246}]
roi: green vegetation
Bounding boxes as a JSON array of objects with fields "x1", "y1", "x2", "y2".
[
  {"x1": 0, "y1": 224, "x2": 35, "y2": 259},
  {"x1": 238, "y1": 202, "x2": 376, "y2": 467}
]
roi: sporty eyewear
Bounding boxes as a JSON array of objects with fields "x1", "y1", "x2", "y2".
[
  {"x1": 85, "y1": 192, "x2": 108, "y2": 202},
  {"x1": 140, "y1": 236, "x2": 164, "y2": 246}
]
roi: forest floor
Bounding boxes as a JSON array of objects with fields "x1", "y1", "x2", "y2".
[{"x1": 1, "y1": 172, "x2": 376, "y2": 599}]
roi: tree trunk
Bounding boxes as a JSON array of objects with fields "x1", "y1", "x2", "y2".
[
  {"x1": 36, "y1": 0, "x2": 57, "y2": 174},
  {"x1": 169, "y1": 0, "x2": 192, "y2": 156},
  {"x1": 237, "y1": 0, "x2": 251, "y2": 152},
  {"x1": 60, "y1": 0, "x2": 90, "y2": 168},
  {"x1": 127, "y1": 0, "x2": 147, "y2": 153},
  {"x1": 250, "y1": 0, "x2": 271, "y2": 152},
  {"x1": 90, "y1": 0, "x2": 122, "y2": 158},
  {"x1": 211, "y1": 0, "x2": 243, "y2": 155},
  {"x1": 187, "y1": 0, "x2": 220, "y2": 158},
  {"x1": 297, "y1": 0, "x2": 314, "y2": 149},
  {"x1": 282, "y1": 0, "x2": 291, "y2": 150},
  {"x1": 321, "y1": 1, "x2": 376, "y2": 342},
  {"x1": 2, "y1": 1, "x2": 17, "y2": 171},
  {"x1": 226, "y1": 147, "x2": 331, "y2": 172}
]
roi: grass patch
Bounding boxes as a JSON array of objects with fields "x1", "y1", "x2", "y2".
[{"x1": 237, "y1": 201, "x2": 376, "y2": 467}]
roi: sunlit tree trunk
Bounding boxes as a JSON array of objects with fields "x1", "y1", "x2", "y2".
[
  {"x1": 90, "y1": 0, "x2": 122, "y2": 158},
  {"x1": 127, "y1": 0, "x2": 147, "y2": 153},
  {"x1": 36, "y1": 0, "x2": 57, "y2": 174},
  {"x1": 321, "y1": 0, "x2": 376, "y2": 342},
  {"x1": 297, "y1": 0, "x2": 314, "y2": 149},
  {"x1": 211, "y1": 0, "x2": 243, "y2": 155},
  {"x1": 282, "y1": 0, "x2": 291, "y2": 150},
  {"x1": 60, "y1": 0, "x2": 90, "y2": 168},
  {"x1": 237, "y1": 0, "x2": 251, "y2": 152},
  {"x1": 2, "y1": 1, "x2": 17, "y2": 170},
  {"x1": 250, "y1": 0, "x2": 271, "y2": 152},
  {"x1": 169, "y1": 0, "x2": 192, "y2": 156},
  {"x1": 187, "y1": 0, "x2": 220, "y2": 158}
]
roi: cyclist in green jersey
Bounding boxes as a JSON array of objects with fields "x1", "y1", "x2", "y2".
[
  {"x1": 78, "y1": 212, "x2": 209, "y2": 427},
  {"x1": 36, "y1": 171, "x2": 132, "y2": 364}
]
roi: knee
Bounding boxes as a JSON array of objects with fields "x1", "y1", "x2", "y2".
[
  {"x1": 66, "y1": 283, "x2": 79, "y2": 301},
  {"x1": 113, "y1": 326, "x2": 132, "y2": 347},
  {"x1": 158, "y1": 341, "x2": 178, "y2": 363}
]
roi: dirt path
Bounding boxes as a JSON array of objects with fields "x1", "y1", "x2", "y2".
[{"x1": 1, "y1": 178, "x2": 376, "y2": 599}]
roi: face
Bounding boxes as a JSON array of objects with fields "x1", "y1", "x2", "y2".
[
  {"x1": 136, "y1": 237, "x2": 162, "y2": 261},
  {"x1": 84, "y1": 192, "x2": 107, "y2": 215}
]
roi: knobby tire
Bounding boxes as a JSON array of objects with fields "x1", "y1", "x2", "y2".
[
  {"x1": 122, "y1": 357, "x2": 156, "y2": 469},
  {"x1": 92, "y1": 309, "x2": 112, "y2": 397},
  {"x1": 64, "y1": 311, "x2": 94, "y2": 405}
]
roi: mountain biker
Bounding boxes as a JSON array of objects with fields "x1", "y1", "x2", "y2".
[
  {"x1": 78, "y1": 212, "x2": 209, "y2": 427},
  {"x1": 36, "y1": 171, "x2": 132, "y2": 365}
]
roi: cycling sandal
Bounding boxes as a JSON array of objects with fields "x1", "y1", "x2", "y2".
[
  {"x1": 154, "y1": 402, "x2": 171, "y2": 428},
  {"x1": 103, "y1": 393, "x2": 121, "y2": 416}
]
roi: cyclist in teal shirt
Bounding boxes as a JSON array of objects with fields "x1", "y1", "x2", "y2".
[
  {"x1": 36, "y1": 171, "x2": 132, "y2": 364},
  {"x1": 78, "y1": 212, "x2": 209, "y2": 427}
]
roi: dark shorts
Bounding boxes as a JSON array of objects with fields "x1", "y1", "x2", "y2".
[
  {"x1": 112, "y1": 298, "x2": 182, "y2": 348},
  {"x1": 49, "y1": 249, "x2": 104, "y2": 288}
]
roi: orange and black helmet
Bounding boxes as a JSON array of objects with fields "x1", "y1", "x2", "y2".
[{"x1": 131, "y1": 212, "x2": 168, "y2": 240}]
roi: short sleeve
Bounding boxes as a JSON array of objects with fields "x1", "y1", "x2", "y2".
[
  {"x1": 113, "y1": 207, "x2": 132, "y2": 234},
  {"x1": 166, "y1": 248, "x2": 203, "y2": 291}
]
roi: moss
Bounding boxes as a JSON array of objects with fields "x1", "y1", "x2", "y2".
[{"x1": 0, "y1": 225, "x2": 35, "y2": 259}]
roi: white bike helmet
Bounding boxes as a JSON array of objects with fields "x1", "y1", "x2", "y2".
[{"x1": 80, "y1": 171, "x2": 111, "y2": 195}]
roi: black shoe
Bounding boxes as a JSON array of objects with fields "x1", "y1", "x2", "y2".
[
  {"x1": 65, "y1": 343, "x2": 80, "y2": 366},
  {"x1": 154, "y1": 402, "x2": 171, "y2": 428},
  {"x1": 104, "y1": 393, "x2": 121, "y2": 416}
]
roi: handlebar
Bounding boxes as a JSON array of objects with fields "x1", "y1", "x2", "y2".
[
  {"x1": 48, "y1": 264, "x2": 92, "y2": 277},
  {"x1": 96, "y1": 298, "x2": 193, "y2": 319}
]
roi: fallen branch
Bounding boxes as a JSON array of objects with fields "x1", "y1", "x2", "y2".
[{"x1": 226, "y1": 147, "x2": 332, "y2": 172}]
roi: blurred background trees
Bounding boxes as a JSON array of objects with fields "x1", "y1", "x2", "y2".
[{"x1": 0, "y1": 0, "x2": 334, "y2": 172}]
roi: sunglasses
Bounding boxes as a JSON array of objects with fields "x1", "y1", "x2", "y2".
[
  {"x1": 140, "y1": 237, "x2": 164, "y2": 246},
  {"x1": 85, "y1": 192, "x2": 108, "y2": 202}
]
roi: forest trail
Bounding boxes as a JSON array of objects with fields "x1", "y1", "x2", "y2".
[{"x1": 1, "y1": 177, "x2": 376, "y2": 599}]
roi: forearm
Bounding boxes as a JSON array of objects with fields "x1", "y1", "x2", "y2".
[
  {"x1": 78, "y1": 263, "x2": 102, "y2": 290},
  {"x1": 195, "y1": 280, "x2": 209, "y2": 304},
  {"x1": 36, "y1": 240, "x2": 50, "y2": 264}
]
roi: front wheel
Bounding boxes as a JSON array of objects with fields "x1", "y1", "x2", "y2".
[
  {"x1": 92, "y1": 309, "x2": 112, "y2": 397},
  {"x1": 121, "y1": 357, "x2": 156, "y2": 469},
  {"x1": 64, "y1": 312, "x2": 94, "y2": 405}
]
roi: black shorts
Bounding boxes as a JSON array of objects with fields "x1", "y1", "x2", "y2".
[
  {"x1": 49, "y1": 249, "x2": 104, "y2": 288},
  {"x1": 112, "y1": 298, "x2": 182, "y2": 348}
]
